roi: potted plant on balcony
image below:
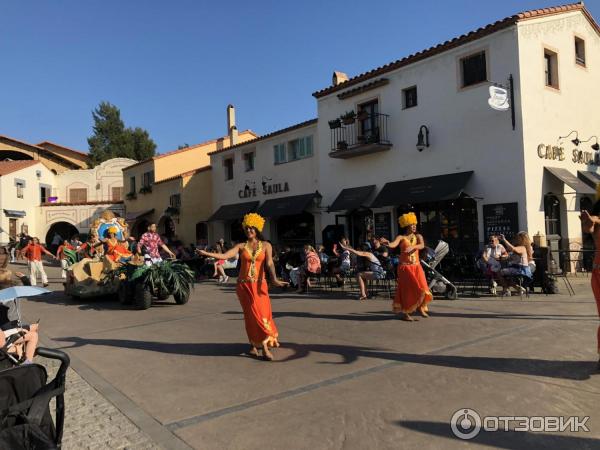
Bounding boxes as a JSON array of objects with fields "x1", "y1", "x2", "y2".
[
  {"x1": 328, "y1": 118, "x2": 341, "y2": 129},
  {"x1": 139, "y1": 186, "x2": 152, "y2": 194},
  {"x1": 357, "y1": 110, "x2": 369, "y2": 121},
  {"x1": 125, "y1": 192, "x2": 137, "y2": 200},
  {"x1": 340, "y1": 111, "x2": 356, "y2": 125}
]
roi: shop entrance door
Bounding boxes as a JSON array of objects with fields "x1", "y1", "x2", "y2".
[{"x1": 544, "y1": 194, "x2": 563, "y2": 268}]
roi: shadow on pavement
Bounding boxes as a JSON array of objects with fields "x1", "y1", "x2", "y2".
[
  {"x1": 397, "y1": 420, "x2": 600, "y2": 449},
  {"x1": 52, "y1": 337, "x2": 597, "y2": 380}
]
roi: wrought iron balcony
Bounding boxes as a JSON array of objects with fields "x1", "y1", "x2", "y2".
[{"x1": 328, "y1": 112, "x2": 392, "y2": 159}]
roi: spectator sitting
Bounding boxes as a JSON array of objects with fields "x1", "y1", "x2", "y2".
[
  {"x1": 297, "y1": 245, "x2": 321, "y2": 293},
  {"x1": 0, "y1": 270, "x2": 39, "y2": 365},
  {"x1": 497, "y1": 232, "x2": 533, "y2": 297},
  {"x1": 479, "y1": 234, "x2": 508, "y2": 295},
  {"x1": 333, "y1": 237, "x2": 352, "y2": 286},
  {"x1": 340, "y1": 242, "x2": 385, "y2": 300},
  {"x1": 173, "y1": 240, "x2": 191, "y2": 260},
  {"x1": 211, "y1": 242, "x2": 228, "y2": 283},
  {"x1": 0, "y1": 247, "x2": 9, "y2": 270}
]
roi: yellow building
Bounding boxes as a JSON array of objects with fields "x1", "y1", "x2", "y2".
[{"x1": 124, "y1": 105, "x2": 256, "y2": 244}]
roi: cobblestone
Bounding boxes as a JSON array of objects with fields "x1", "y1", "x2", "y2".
[{"x1": 41, "y1": 358, "x2": 162, "y2": 450}]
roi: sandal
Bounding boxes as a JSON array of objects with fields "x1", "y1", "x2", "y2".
[{"x1": 358, "y1": 296, "x2": 368, "y2": 301}]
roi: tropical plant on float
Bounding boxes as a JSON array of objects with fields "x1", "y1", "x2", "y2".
[{"x1": 111, "y1": 260, "x2": 195, "y2": 300}]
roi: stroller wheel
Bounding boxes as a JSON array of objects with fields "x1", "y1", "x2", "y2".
[{"x1": 445, "y1": 287, "x2": 458, "y2": 300}]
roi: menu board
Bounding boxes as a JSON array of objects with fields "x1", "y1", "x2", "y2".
[
  {"x1": 374, "y1": 212, "x2": 392, "y2": 240},
  {"x1": 483, "y1": 203, "x2": 519, "y2": 241}
]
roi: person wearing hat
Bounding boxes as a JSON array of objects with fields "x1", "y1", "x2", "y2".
[
  {"x1": 101, "y1": 227, "x2": 133, "y2": 263},
  {"x1": 380, "y1": 212, "x2": 432, "y2": 321},
  {"x1": 197, "y1": 213, "x2": 288, "y2": 361}
]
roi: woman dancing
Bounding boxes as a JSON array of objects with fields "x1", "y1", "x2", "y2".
[
  {"x1": 197, "y1": 213, "x2": 287, "y2": 360},
  {"x1": 381, "y1": 212, "x2": 432, "y2": 321}
]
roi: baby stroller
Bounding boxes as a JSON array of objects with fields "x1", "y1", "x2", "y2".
[
  {"x1": 421, "y1": 240, "x2": 458, "y2": 299},
  {"x1": 0, "y1": 347, "x2": 70, "y2": 449}
]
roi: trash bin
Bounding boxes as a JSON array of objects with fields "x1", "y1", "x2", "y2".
[{"x1": 545, "y1": 234, "x2": 562, "y2": 274}]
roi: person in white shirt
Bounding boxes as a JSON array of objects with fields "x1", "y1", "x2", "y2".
[{"x1": 481, "y1": 234, "x2": 508, "y2": 294}]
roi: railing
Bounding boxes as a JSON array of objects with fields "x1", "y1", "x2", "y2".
[{"x1": 329, "y1": 113, "x2": 391, "y2": 157}]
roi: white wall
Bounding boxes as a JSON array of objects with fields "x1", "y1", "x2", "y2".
[
  {"x1": 518, "y1": 10, "x2": 600, "y2": 244},
  {"x1": 57, "y1": 157, "x2": 135, "y2": 203},
  {"x1": 210, "y1": 123, "x2": 319, "y2": 243},
  {"x1": 316, "y1": 27, "x2": 524, "y2": 244},
  {"x1": 0, "y1": 162, "x2": 57, "y2": 241}
]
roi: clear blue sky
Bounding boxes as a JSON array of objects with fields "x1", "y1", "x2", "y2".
[{"x1": 1, "y1": 0, "x2": 599, "y2": 154}]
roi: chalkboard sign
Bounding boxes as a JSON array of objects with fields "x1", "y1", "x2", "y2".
[
  {"x1": 374, "y1": 212, "x2": 392, "y2": 240},
  {"x1": 483, "y1": 203, "x2": 519, "y2": 242}
]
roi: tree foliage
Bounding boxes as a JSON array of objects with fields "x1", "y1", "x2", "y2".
[{"x1": 87, "y1": 102, "x2": 156, "y2": 166}]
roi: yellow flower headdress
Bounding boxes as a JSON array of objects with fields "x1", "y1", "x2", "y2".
[
  {"x1": 398, "y1": 212, "x2": 418, "y2": 228},
  {"x1": 242, "y1": 213, "x2": 265, "y2": 232},
  {"x1": 107, "y1": 226, "x2": 119, "y2": 235}
]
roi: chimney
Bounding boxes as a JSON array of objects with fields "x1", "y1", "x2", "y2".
[
  {"x1": 227, "y1": 104, "x2": 238, "y2": 145},
  {"x1": 332, "y1": 71, "x2": 349, "y2": 86}
]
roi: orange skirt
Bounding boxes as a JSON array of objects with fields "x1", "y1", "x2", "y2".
[
  {"x1": 393, "y1": 264, "x2": 433, "y2": 314},
  {"x1": 236, "y1": 280, "x2": 279, "y2": 348}
]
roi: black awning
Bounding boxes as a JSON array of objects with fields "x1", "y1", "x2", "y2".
[
  {"x1": 578, "y1": 170, "x2": 600, "y2": 189},
  {"x1": 3, "y1": 210, "x2": 26, "y2": 218},
  {"x1": 545, "y1": 167, "x2": 595, "y2": 194},
  {"x1": 125, "y1": 208, "x2": 154, "y2": 222},
  {"x1": 370, "y1": 171, "x2": 474, "y2": 208},
  {"x1": 329, "y1": 185, "x2": 376, "y2": 212},
  {"x1": 258, "y1": 193, "x2": 318, "y2": 217},
  {"x1": 208, "y1": 201, "x2": 259, "y2": 221}
]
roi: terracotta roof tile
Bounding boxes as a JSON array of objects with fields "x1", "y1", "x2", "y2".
[
  {"x1": 0, "y1": 160, "x2": 41, "y2": 176},
  {"x1": 0, "y1": 134, "x2": 81, "y2": 169},
  {"x1": 313, "y1": 2, "x2": 595, "y2": 99},
  {"x1": 208, "y1": 119, "x2": 318, "y2": 156},
  {"x1": 36, "y1": 141, "x2": 89, "y2": 157}
]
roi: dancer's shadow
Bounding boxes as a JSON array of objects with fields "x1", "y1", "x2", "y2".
[
  {"x1": 280, "y1": 343, "x2": 597, "y2": 380},
  {"x1": 52, "y1": 337, "x2": 598, "y2": 380},
  {"x1": 397, "y1": 420, "x2": 600, "y2": 449}
]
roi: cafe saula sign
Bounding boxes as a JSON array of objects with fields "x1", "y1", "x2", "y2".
[
  {"x1": 238, "y1": 181, "x2": 290, "y2": 199},
  {"x1": 537, "y1": 143, "x2": 600, "y2": 165}
]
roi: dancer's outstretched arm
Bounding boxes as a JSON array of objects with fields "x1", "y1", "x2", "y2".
[
  {"x1": 198, "y1": 244, "x2": 242, "y2": 260},
  {"x1": 264, "y1": 242, "x2": 288, "y2": 287},
  {"x1": 581, "y1": 210, "x2": 600, "y2": 234}
]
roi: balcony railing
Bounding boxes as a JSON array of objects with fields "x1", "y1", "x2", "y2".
[{"x1": 329, "y1": 112, "x2": 392, "y2": 159}]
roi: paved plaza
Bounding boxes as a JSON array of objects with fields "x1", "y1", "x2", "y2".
[{"x1": 14, "y1": 261, "x2": 600, "y2": 449}]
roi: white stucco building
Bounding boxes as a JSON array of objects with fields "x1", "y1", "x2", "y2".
[
  {"x1": 207, "y1": 3, "x2": 600, "y2": 264},
  {"x1": 0, "y1": 133, "x2": 134, "y2": 244}
]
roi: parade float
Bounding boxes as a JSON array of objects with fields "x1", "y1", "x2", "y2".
[{"x1": 64, "y1": 211, "x2": 194, "y2": 309}]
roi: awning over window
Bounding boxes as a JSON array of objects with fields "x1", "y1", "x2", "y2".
[
  {"x1": 125, "y1": 208, "x2": 154, "y2": 222},
  {"x1": 208, "y1": 201, "x2": 259, "y2": 221},
  {"x1": 329, "y1": 185, "x2": 376, "y2": 212},
  {"x1": 545, "y1": 167, "x2": 595, "y2": 194},
  {"x1": 577, "y1": 170, "x2": 600, "y2": 190},
  {"x1": 3, "y1": 210, "x2": 25, "y2": 218},
  {"x1": 370, "y1": 171, "x2": 474, "y2": 208},
  {"x1": 258, "y1": 193, "x2": 319, "y2": 218}
]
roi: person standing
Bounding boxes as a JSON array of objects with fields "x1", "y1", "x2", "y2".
[
  {"x1": 21, "y1": 238, "x2": 56, "y2": 286},
  {"x1": 381, "y1": 213, "x2": 432, "y2": 321},
  {"x1": 581, "y1": 207, "x2": 600, "y2": 369},
  {"x1": 197, "y1": 213, "x2": 288, "y2": 361},
  {"x1": 137, "y1": 223, "x2": 175, "y2": 264},
  {"x1": 56, "y1": 239, "x2": 75, "y2": 279}
]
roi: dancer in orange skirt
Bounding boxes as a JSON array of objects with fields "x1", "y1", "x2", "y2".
[
  {"x1": 198, "y1": 213, "x2": 287, "y2": 361},
  {"x1": 580, "y1": 205, "x2": 600, "y2": 369},
  {"x1": 381, "y1": 212, "x2": 433, "y2": 321}
]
